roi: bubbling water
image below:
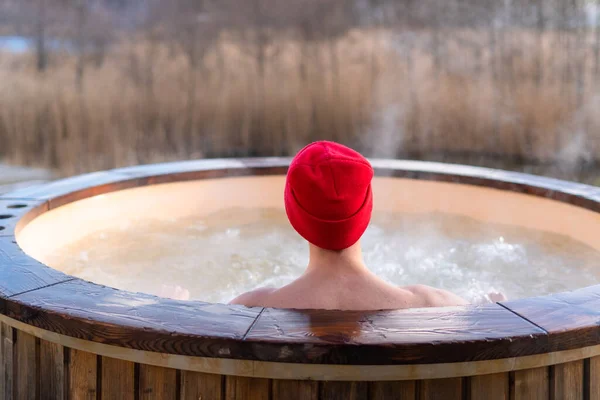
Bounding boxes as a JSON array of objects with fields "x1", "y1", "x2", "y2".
[{"x1": 41, "y1": 208, "x2": 600, "y2": 304}]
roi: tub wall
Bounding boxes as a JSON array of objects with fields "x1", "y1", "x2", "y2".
[{"x1": 1, "y1": 321, "x2": 597, "y2": 400}]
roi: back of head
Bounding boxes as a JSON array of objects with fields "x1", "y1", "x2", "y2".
[{"x1": 284, "y1": 141, "x2": 374, "y2": 251}]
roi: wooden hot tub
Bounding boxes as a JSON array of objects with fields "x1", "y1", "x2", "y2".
[{"x1": 2, "y1": 158, "x2": 600, "y2": 400}]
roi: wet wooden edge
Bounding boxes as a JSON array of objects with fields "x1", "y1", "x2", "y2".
[
  {"x1": 241, "y1": 306, "x2": 546, "y2": 364},
  {"x1": 1, "y1": 278, "x2": 545, "y2": 364},
  {"x1": 0, "y1": 158, "x2": 600, "y2": 365},
  {"x1": 0, "y1": 200, "x2": 73, "y2": 297},
  {"x1": 1, "y1": 313, "x2": 600, "y2": 381}
]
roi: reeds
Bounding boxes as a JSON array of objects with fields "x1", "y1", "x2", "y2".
[{"x1": 1, "y1": 25, "x2": 599, "y2": 175}]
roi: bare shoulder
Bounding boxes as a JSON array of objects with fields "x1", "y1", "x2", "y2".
[
  {"x1": 229, "y1": 287, "x2": 277, "y2": 307},
  {"x1": 403, "y1": 284, "x2": 469, "y2": 307}
]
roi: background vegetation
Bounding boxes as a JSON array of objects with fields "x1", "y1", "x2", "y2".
[{"x1": 1, "y1": 0, "x2": 599, "y2": 179}]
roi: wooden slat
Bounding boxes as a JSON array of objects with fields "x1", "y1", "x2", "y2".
[
  {"x1": 225, "y1": 376, "x2": 270, "y2": 400},
  {"x1": 69, "y1": 349, "x2": 97, "y2": 400},
  {"x1": 101, "y1": 357, "x2": 135, "y2": 400},
  {"x1": 15, "y1": 330, "x2": 37, "y2": 400},
  {"x1": 244, "y1": 305, "x2": 544, "y2": 365},
  {"x1": 0, "y1": 232, "x2": 68, "y2": 297},
  {"x1": 320, "y1": 381, "x2": 368, "y2": 400},
  {"x1": 139, "y1": 364, "x2": 177, "y2": 400},
  {"x1": 7, "y1": 278, "x2": 261, "y2": 360},
  {"x1": 470, "y1": 373, "x2": 508, "y2": 400},
  {"x1": 39, "y1": 340, "x2": 64, "y2": 400},
  {"x1": 181, "y1": 371, "x2": 223, "y2": 400},
  {"x1": 502, "y1": 286, "x2": 600, "y2": 353},
  {"x1": 370, "y1": 381, "x2": 416, "y2": 399},
  {"x1": 272, "y1": 379, "x2": 318, "y2": 400},
  {"x1": 0, "y1": 322, "x2": 13, "y2": 400},
  {"x1": 419, "y1": 378, "x2": 463, "y2": 400},
  {"x1": 512, "y1": 367, "x2": 549, "y2": 400},
  {"x1": 552, "y1": 361, "x2": 584, "y2": 400},
  {"x1": 590, "y1": 356, "x2": 600, "y2": 400}
]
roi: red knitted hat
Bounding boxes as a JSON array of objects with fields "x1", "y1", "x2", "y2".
[{"x1": 284, "y1": 141, "x2": 374, "y2": 251}]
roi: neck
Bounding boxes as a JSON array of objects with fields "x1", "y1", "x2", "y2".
[{"x1": 306, "y1": 242, "x2": 367, "y2": 274}]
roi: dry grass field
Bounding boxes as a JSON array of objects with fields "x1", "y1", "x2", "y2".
[{"x1": 1, "y1": 23, "x2": 600, "y2": 176}]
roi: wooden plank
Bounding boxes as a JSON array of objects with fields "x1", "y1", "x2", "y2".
[
  {"x1": 470, "y1": 373, "x2": 508, "y2": 400},
  {"x1": 0, "y1": 322, "x2": 13, "y2": 400},
  {"x1": 225, "y1": 376, "x2": 270, "y2": 400},
  {"x1": 502, "y1": 285, "x2": 600, "y2": 352},
  {"x1": 552, "y1": 361, "x2": 584, "y2": 400},
  {"x1": 419, "y1": 378, "x2": 463, "y2": 400},
  {"x1": 272, "y1": 379, "x2": 318, "y2": 400},
  {"x1": 101, "y1": 357, "x2": 135, "y2": 400},
  {"x1": 369, "y1": 381, "x2": 416, "y2": 399},
  {"x1": 15, "y1": 330, "x2": 37, "y2": 400},
  {"x1": 181, "y1": 371, "x2": 223, "y2": 400},
  {"x1": 139, "y1": 364, "x2": 177, "y2": 400},
  {"x1": 0, "y1": 215, "x2": 72, "y2": 298},
  {"x1": 590, "y1": 356, "x2": 600, "y2": 400},
  {"x1": 69, "y1": 349, "x2": 97, "y2": 400},
  {"x1": 243, "y1": 305, "x2": 545, "y2": 364},
  {"x1": 39, "y1": 340, "x2": 64, "y2": 400},
  {"x1": 320, "y1": 381, "x2": 368, "y2": 400},
  {"x1": 512, "y1": 366, "x2": 549, "y2": 400},
  {"x1": 6, "y1": 279, "x2": 261, "y2": 359}
]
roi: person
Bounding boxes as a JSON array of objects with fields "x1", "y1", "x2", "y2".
[{"x1": 230, "y1": 141, "x2": 503, "y2": 310}]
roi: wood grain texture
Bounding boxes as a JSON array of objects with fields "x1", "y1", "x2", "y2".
[
  {"x1": 590, "y1": 356, "x2": 600, "y2": 400},
  {"x1": 69, "y1": 349, "x2": 97, "y2": 400},
  {"x1": 369, "y1": 381, "x2": 416, "y2": 399},
  {"x1": 225, "y1": 376, "x2": 270, "y2": 400},
  {"x1": 243, "y1": 306, "x2": 545, "y2": 364},
  {"x1": 502, "y1": 285, "x2": 600, "y2": 352},
  {"x1": 419, "y1": 378, "x2": 463, "y2": 400},
  {"x1": 101, "y1": 357, "x2": 135, "y2": 400},
  {"x1": 320, "y1": 381, "x2": 368, "y2": 400},
  {"x1": 0, "y1": 322, "x2": 13, "y2": 400},
  {"x1": 0, "y1": 235, "x2": 71, "y2": 297},
  {"x1": 5, "y1": 282, "x2": 554, "y2": 364},
  {"x1": 39, "y1": 339, "x2": 64, "y2": 400},
  {"x1": 5, "y1": 278, "x2": 262, "y2": 359},
  {"x1": 180, "y1": 371, "x2": 223, "y2": 400},
  {"x1": 272, "y1": 379, "x2": 319, "y2": 400},
  {"x1": 512, "y1": 367, "x2": 549, "y2": 400},
  {"x1": 552, "y1": 361, "x2": 584, "y2": 400},
  {"x1": 15, "y1": 330, "x2": 37, "y2": 400},
  {"x1": 469, "y1": 373, "x2": 508, "y2": 400},
  {"x1": 139, "y1": 364, "x2": 177, "y2": 400}
]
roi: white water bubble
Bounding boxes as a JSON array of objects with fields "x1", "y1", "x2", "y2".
[{"x1": 39, "y1": 208, "x2": 600, "y2": 304}]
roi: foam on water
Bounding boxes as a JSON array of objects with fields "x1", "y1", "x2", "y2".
[{"x1": 41, "y1": 208, "x2": 600, "y2": 304}]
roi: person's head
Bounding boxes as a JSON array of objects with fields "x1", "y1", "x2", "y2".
[{"x1": 284, "y1": 141, "x2": 374, "y2": 253}]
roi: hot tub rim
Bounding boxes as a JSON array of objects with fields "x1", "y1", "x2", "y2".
[{"x1": 1, "y1": 157, "x2": 600, "y2": 367}]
